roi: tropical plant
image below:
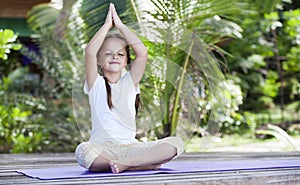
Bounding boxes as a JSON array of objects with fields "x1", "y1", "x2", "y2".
[
  {"x1": 0, "y1": 29, "x2": 23, "y2": 79},
  {"x1": 224, "y1": 0, "x2": 300, "y2": 130},
  {"x1": 0, "y1": 30, "x2": 45, "y2": 153},
  {"x1": 256, "y1": 124, "x2": 299, "y2": 151},
  {"x1": 14, "y1": 0, "x2": 87, "y2": 152},
  {"x1": 79, "y1": 0, "x2": 248, "y2": 140},
  {"x1": 24, "y1": 0, "x2": 250, "y2": 144},
  {"x1": 126, "y1": 0, "x2": 247, "y2": 140},
  {"x1": 0, "y1": 29, "x2": 22, "y2": 60},
  {"x1": 7, "y1": 0, "x2": 298, "y2": 154},
  {"x1": 24, "y1": 0, "x2": 82, "y2": 98}
]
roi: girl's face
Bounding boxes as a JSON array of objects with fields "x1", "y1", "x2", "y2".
[{"x1": 98, "y1": 38, "x2": 128, "y2": 74}]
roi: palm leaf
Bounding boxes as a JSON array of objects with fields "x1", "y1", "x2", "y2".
[
  {"x1": 27, "y1": 3, "x2": 60, "y2": 33},
  {"x1": 79, "y1": 0, "x2": 128, "y2": 40},
  {"x1": 257, "y1": 124, "x2": 299, "y2": 151},
  {"x1": 171, "y1": 32, "x2": 196, "y2": 135},
  {"x1": 128, "y1": 0, "x2": 247, "y2": 138}
]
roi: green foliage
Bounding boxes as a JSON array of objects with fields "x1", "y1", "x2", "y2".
[
  {"x1": 24, "y1": 0, "x2": 83, "y2": 98},
  {"x1": 0, "y1": 89, "x2": 46, "y2": 153},
  {"x1": 0, "y1": 105, "x2": 30, "y2": 152},
  {"x1": 79, "y1": 0, "x2": 128, "y2": 40},
  {"x1": 225, "y1": 1, "x2": 298, "y2": 106},
  {"x1": 0, "y1": 79, "x2": 81, "y2": 153},
  {"x1": 133, "y1": 0, "x2": 248, "y2": 138},
  {"x1": 2, "y1": 0, "x2": 298, "y2": 154},
  {"x1": 218, "y1": 79, "x2": 246, "y2": 134},
  {"x1": 262, "y1": 71, "x2": 280, "y2": 98},
  {"x1": 221, "y1": 1, "x2": 300, "y2": 141},
  {"x1": 0, "y1": 29, "x2": 22, "y2": 60},
  {"x1": 284, "y1": 9, "x2": 300, "y2": 43},
  {"x1": 285, "y1": 46, "x2": 300, "y2": 72},
  {"x1": 284, "y1": 10, "x2": 300, "y2": 73},
  {"x1": 0, "y1": 1, "x2": 83, "y2": 153},
  {"x1": 26, "y1": 3, "x2": 60, "y2": 33},
  {"x1": 11, "y1": 132, "x2": 43, "y2": 153}
]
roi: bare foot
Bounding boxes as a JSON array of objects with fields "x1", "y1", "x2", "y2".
[
  {"x1": 109, "y1": 161, "x2": 161, "y2": 173},
  {"x1": 109, "y1": 160, "x2": 129, "y2": 174}
]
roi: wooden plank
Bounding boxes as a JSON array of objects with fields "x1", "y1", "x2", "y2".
[{"x1": 1, "y1": 152, "x2": 300, "y2": 185}]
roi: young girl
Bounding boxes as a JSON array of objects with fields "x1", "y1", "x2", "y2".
[{"x1": 75, "y1": 3, "x2": 184, "y2": 174}]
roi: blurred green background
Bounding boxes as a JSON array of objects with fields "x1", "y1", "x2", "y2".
[{"x1": 0, "y1": 0, "x2": 299, "y2": 153}]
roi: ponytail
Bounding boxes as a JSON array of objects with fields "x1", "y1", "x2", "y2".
[
  {"x1": 100, "y1": 33, "x2": 140, "y2": 115},
  {"x1": 135, "y1": 94, "x2": 140, "y2": 116},
  {"x1": 103, "y1": 76, "x2": 140, "y2": 115},
  {"x1": 103, "y1": 76, "x2": 113, "y2": 109}
]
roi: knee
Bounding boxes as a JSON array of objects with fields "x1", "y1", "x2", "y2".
[
  {"x1": 163, "y1": 137, "x2": 185, "y2": 155},
  {"x1": 163, "y1": 143, "x2": 177, "y2": 155},
  {"x1": 75, "y1": 142, "x2": 88, "y2": 160},
  {"x1": 75, "y1": 142, "x2": 91, "y2": 168},
  {"x1": 75, "y1": 142, "x2": 106, "y2": 169}
]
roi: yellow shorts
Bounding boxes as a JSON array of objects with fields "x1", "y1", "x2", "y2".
[{"x1": 75, "y1": 137, "x2": 184, "y2": 169}]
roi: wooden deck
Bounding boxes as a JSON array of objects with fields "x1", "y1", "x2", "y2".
[{"x1": 1, "y1": 152, "x2": 300, "y2": 185}]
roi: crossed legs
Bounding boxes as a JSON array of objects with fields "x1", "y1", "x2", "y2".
[{"x1": 89, "y1": 143, "x2": 177, "y2": 173}]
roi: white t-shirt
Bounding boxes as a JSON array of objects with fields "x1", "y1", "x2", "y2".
[{"x1": 84, "y1": 72, "x2": 140, "y2": 144}]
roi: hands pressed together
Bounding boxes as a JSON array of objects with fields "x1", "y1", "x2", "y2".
[{"x1": 105, "y1": 3, "x2": 125, "y2": 29}]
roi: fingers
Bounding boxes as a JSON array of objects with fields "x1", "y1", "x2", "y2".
[
  {"x1": 110, "y1": 3, "x2": 124, "y2": 28},
  {"x1": 109, "y1": 3, "x2": 115, "y2": 19},
  {"x1": 110, "y1": 3, "x2": 115, "y2": 12},
  {"x1": 104, "y1": 4, "x2": 113, "y2": 28},
  {"x1": 109, "y1": 3, "x2": 113, "y2": 16},
  {"x1": 111, "y1": 3, "x2": 117, "y2": 18}
]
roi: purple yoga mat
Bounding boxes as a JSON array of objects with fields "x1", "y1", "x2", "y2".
[{"x1": 16, "y1": 159, "x2": 300, "y2": 180}]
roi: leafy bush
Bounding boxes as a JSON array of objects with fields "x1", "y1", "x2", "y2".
[
  {"x1": 224, "y1": 2, "x2": 300, "y2": 134},
  {"x1": 0, "y1": 27, "x2": 81, "y2": 153},
  {"x1": 0, "y1": 29, "x2": 22, "y2": 60},
  {"x1": 0, "y1": 85, "x2": 81, "y2": 153}
]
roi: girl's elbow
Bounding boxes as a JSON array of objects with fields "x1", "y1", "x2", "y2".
[
  {"x1": 85, "y1": 47, "x2": 96, "y2": 57},
  {"x1": 140, "y1": 50, "x2": 148, "y2": 58},
  {"x1": 136, "y1": 53, "x2": 148, "y2": 60},
  {"x1": 85, "y1": 46, "x2": 92, "y2": 54},
  {"x1": 85, "y1": 43, "x2": 96, "y2": 54},
  {"x1": 135, "y1": 47, "x2": 147, "y2": 59}
]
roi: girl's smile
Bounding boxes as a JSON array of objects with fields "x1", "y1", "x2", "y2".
[
  {"x1": 109, "y1": 60, "x2": 121, "y2": 65},
  {"x1": 110, "y1": 63, "x2": 120, "y2": 65}
]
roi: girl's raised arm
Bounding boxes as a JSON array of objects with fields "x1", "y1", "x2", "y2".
[
  {"x1": 85, "y1": 4, "x2": 113, "y2": 89},
  {"x1": 111, "y1": 4, "x2": 148, "y2": 86}
]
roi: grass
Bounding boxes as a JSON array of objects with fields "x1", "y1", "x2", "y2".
[
  {"x1": 254, "y1": 103, "x2": 300, "y2": 125},
  {"x1": 183, "y1": 103, "x2": 300, "y2": 153},
  {"x1": 185, "y1": 134, "x2": 300, "y2": 152}
]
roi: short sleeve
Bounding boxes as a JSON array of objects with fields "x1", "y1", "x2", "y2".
[
  {"x1": 125, "y1": 72, "x2": 141, "y2": 95},
  {"x1": 83, "y1": 80, "x2": 89, "y2": 94},
  {"x1": 135, "y1": 84, "x2": 140, "y2": 94},
  {"x1": 83, "y1": 74, "x2": 103, "y2": 95}
]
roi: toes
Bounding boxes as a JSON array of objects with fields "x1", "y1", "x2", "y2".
[{"x1": 109, "y1": 161, "x2": 119, "y2": 174}]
